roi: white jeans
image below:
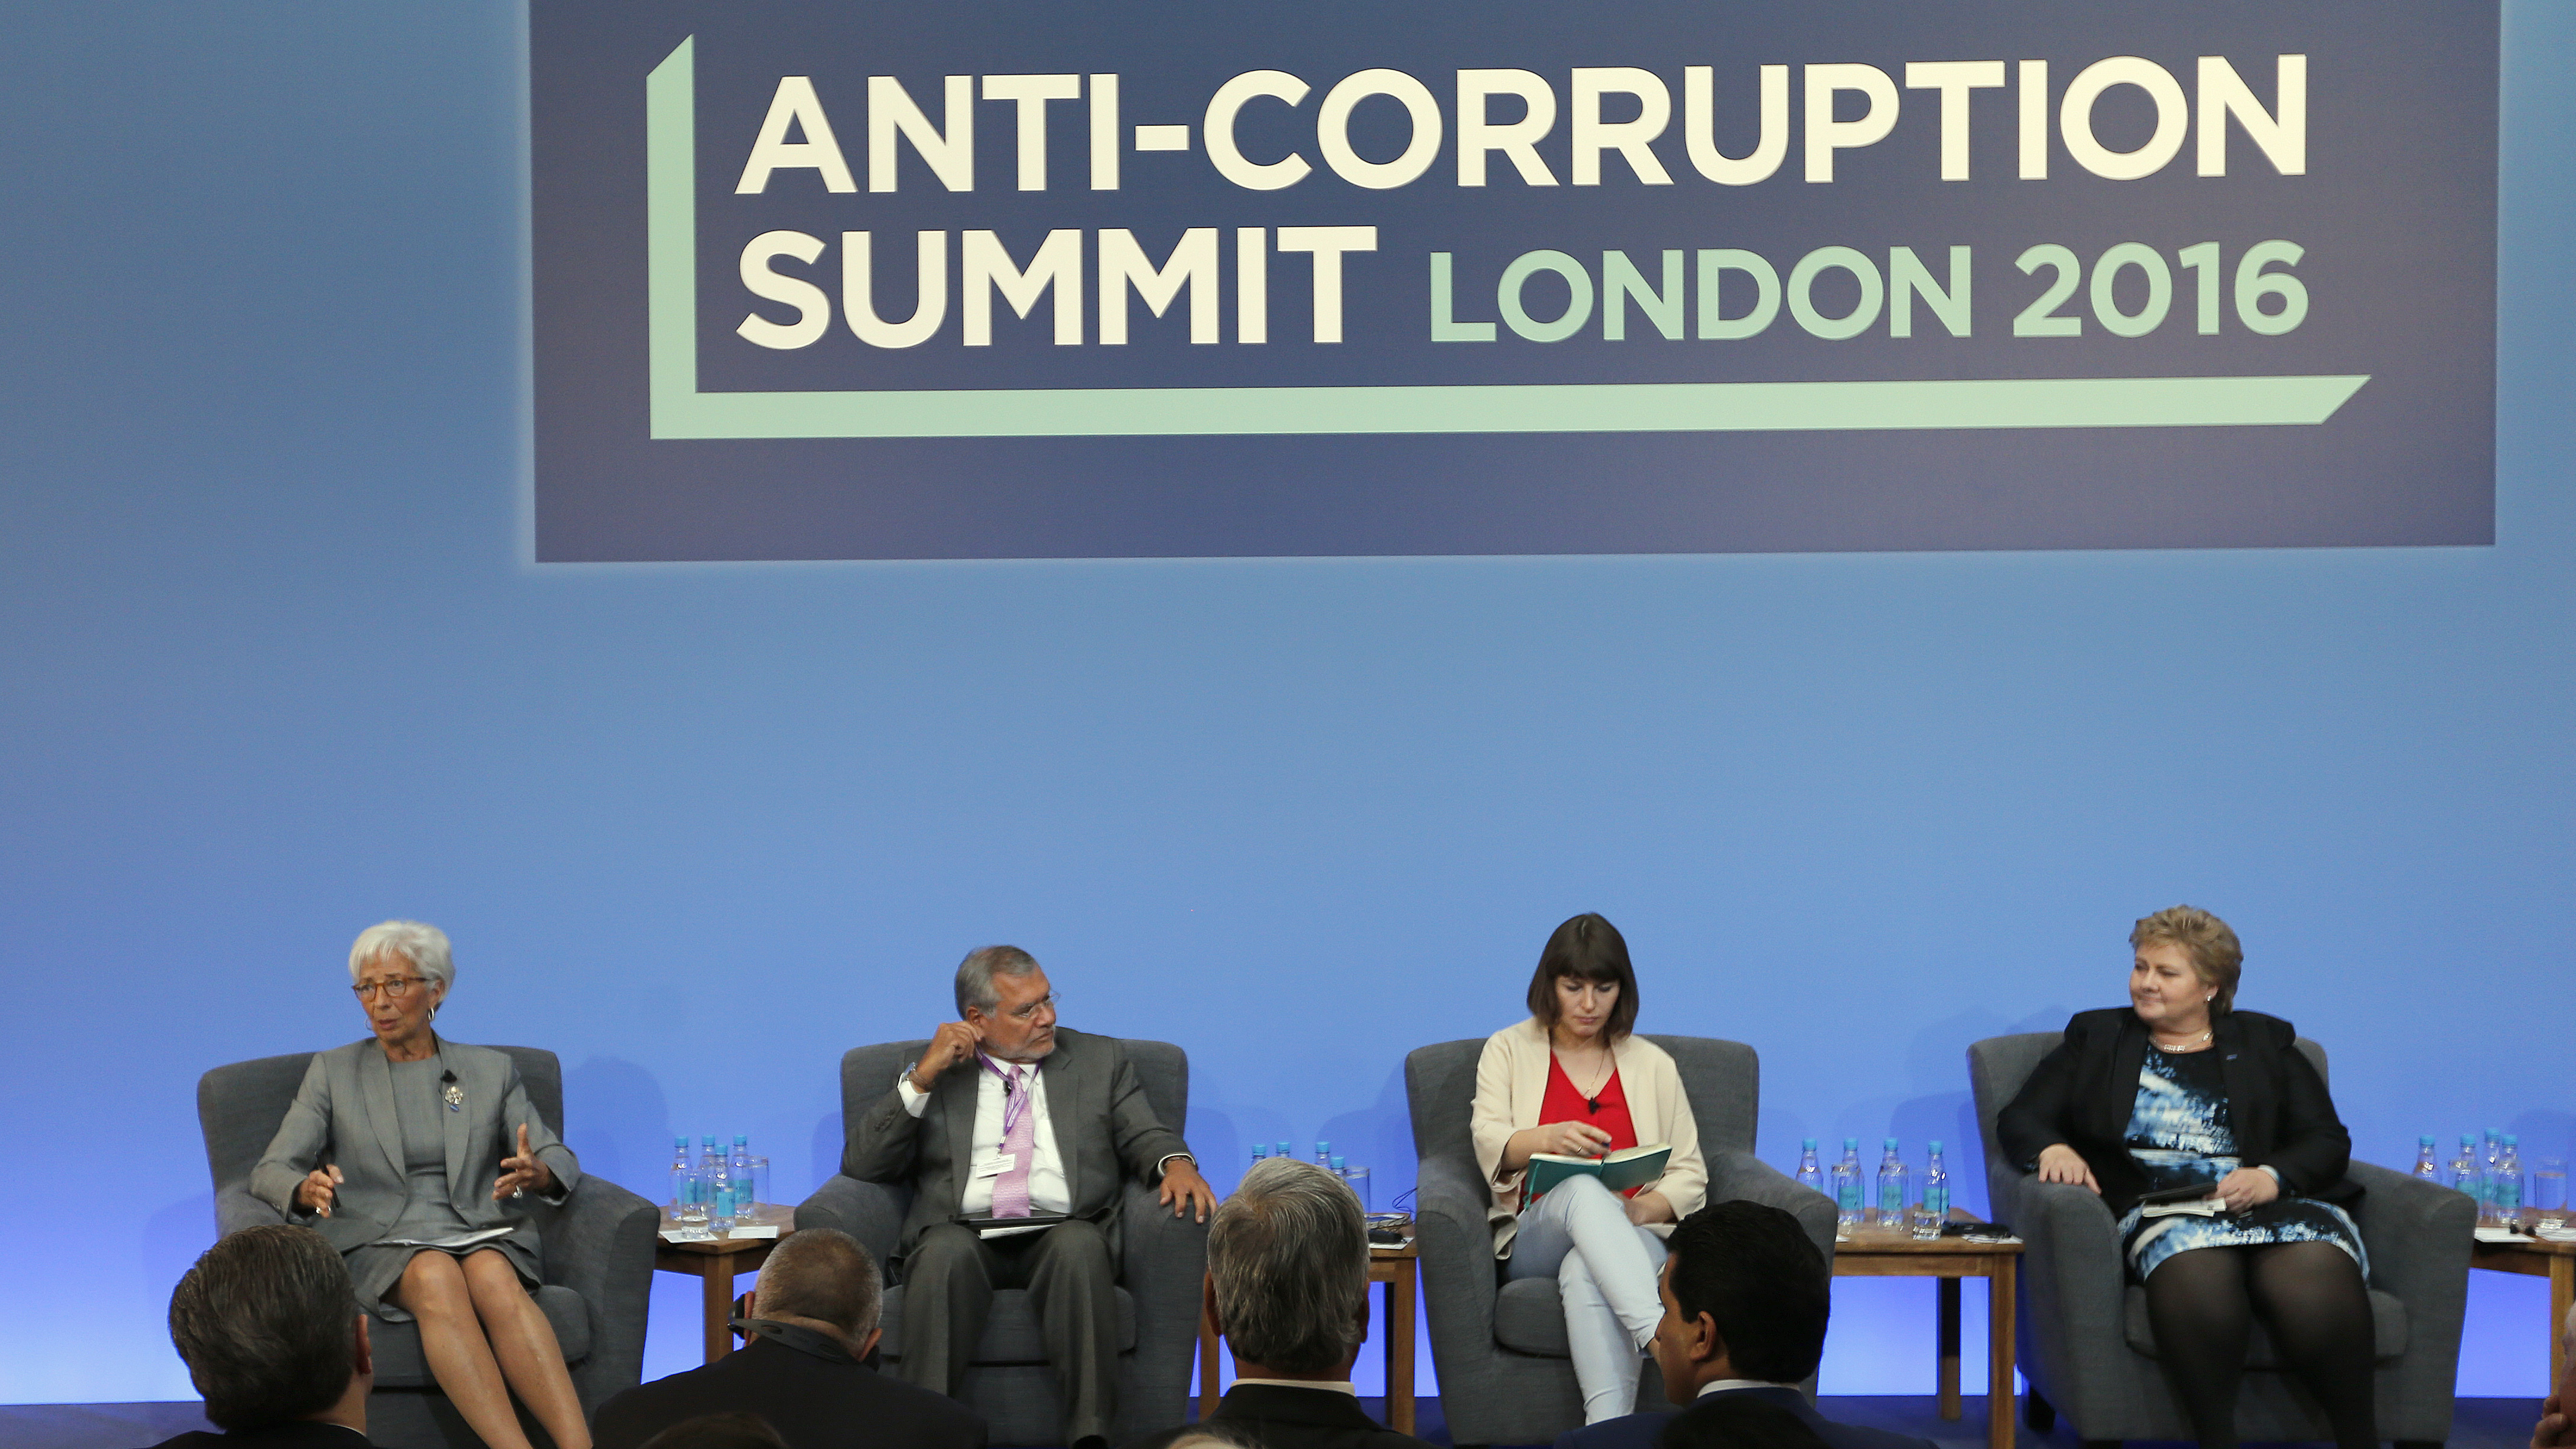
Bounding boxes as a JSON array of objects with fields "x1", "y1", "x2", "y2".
[{"x1": 1507, "y1": 1174, "x2": 1669, "y2": 1423}]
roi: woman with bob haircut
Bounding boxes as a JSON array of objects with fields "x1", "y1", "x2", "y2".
[
  {"x1": 251, "y1": 921, "x2": 592, "y2": 1449},
  {"x1": 1996, "y1": 905, "x2": 2374, "y2": 1448},
  {"x1": 1470, "y1": 912, "x2": 1707, "y2": 1422}
]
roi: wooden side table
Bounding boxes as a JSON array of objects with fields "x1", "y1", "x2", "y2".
[
  {"x1": 1831, "y1": 1217, "x2": 2022, "y2": 1449},
  {"x1": 2469, "y1": 1214, "x2": 2574, "y2": 1388},
  {"x1": 652, "y1": 1208, "x2": 796, "y2": 1363},
  {"x1": 1199, "y1": 1229, "x2": 1420, "y2": 1432}
]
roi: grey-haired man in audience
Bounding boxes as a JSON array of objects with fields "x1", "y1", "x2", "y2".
[
  {"x1": 1125, "y1": 1157, "x2": 1430, "y2": 1449},
  {"x1": 157, "y1": 1224, "x2": 374, "y2": 1448}
]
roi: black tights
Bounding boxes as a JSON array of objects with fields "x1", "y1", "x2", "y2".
[{"x1": 2142, "y1": 1241, "x2": 2378, "y2": 1449}]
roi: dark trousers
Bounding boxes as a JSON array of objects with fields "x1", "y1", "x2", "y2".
[{"x1": 898, "y1": 1219, "x2": 1120, "y2": 1445}]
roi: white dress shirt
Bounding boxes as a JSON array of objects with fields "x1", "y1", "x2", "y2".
[
  {"x1": 1230, "y1": 1378, "x2": 1358, "y2": 1395},
  {"x1": 1696, "y1": 1378, "x2": 1799, "y2": 1395},
  {"x1": 897, "y1": 1061, "x2": 1071, "y2": 1216}
]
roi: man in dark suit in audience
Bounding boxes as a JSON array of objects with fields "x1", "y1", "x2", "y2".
[
  {"x1": 1554, "y1": 1201, "x2": 1935, "y2": 1449},
  {"x1": 592, "y1": 1229, "x2": 984, "y2": 1449},
  {"x1": 846, "y1": 945, "x2": 1216, "y2": 1449},
  {"x1": 1125, "y1": 1158, "x2": 1430, "y2": 1449},
  {"x1": 155, "y1": 1224, "x2": 375, "y2": 1448}
]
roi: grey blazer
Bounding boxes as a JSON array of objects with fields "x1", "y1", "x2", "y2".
[
  {"x1": 250, "y1": 1037, "x2": 581, "y2": 1255},
  {"x1": 843, "y1": 1026, "x2": 1189, "y2": 1262}
]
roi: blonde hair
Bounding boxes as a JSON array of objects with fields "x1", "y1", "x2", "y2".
[{"x1": 2131, "y1": 905, "x2": 2243, "y2": 1014}]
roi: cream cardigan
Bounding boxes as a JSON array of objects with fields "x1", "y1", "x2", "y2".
[{"x1": 1470, "y1": 1017, "x2": 1708, "y2": 1257}]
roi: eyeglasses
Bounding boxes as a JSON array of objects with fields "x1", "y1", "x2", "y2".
[
  {"x1": 1005, "y1": 993, "x2": 1059, "y2": 1023},
  {"x1": 352, "y1": 976, "x2": 431, "y2": 1001}
]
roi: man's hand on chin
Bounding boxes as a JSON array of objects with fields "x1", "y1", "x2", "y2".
[{"x1": 1159, "y1": 1158, "x2": 1217, "y2": 1223}]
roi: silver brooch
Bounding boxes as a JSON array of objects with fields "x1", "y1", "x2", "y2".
[{"x1": 442, "y1": 1082, "x2": 464, "y2": 1112}]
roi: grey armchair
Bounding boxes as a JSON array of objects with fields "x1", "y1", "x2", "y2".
[
  {"x1": 795, "y1": 1038, "x2": 1206, "y2": 1446},
  {"x1": 198, "y1": 1047, "x2": 659, "y2": 1449},
  {"x1": 1967, "y1": 1032, "x2": 2471, "y2": 1447},
  {"x1": 1406, "y1": 1036, "x2": 1835, "y2": 1447}
]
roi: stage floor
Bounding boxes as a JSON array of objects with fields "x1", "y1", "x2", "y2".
[{"x1": 2, "y1": 1397, "x2": 2551, "y2": 1449}]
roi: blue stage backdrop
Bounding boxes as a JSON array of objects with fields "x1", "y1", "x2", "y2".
[
  {"x1": 530, "y1": 0, "x2": 2496, "y2": 559},
  {"x1": 0, "y1": 0, "x2": 2567, "y2": 1410}
]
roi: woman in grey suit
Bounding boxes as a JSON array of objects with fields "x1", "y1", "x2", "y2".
[{"x1": 251, "y1": 921, "x2": 591, "y2": 1449}]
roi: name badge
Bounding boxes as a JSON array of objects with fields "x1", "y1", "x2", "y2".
[{"x1": 971, "y1": 1152, "x2": 1018, "y2": 1179}]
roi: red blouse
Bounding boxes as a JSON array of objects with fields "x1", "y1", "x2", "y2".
[{"x1": 1539, "y1": 1054, "x2": 1641, "y2": 1193}]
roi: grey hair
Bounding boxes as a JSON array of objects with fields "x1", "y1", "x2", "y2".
[
  {"x1": 954, "y1": 945, "x2": 1041, "y2": 1017},
  {"x1": 349, "y1": 920, "x2": 454, "y2": 993},
  {"x1": 1208, "y1": 1157, "x2": 1368, "y2": 1374},
  {"x1": 751, "y1": 1227, "x2": 882, "y2": 1339}
]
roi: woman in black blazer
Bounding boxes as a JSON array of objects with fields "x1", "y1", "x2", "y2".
[{"x1": 1997, "y1": 906, "x2": 2375, "y2": 1449}]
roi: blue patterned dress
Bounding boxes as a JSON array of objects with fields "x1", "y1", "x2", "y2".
[{"x1": 2116, "y1": 1046, "x2": 2367, "y2": 1280}]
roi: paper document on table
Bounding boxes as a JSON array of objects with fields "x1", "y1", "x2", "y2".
[
  {"x1": 378, "y1": 1226, "x2": 516, "y2": 1249},
  {"x1": 726, "y1": 1225, "x2": 780, "y2": 1239}
]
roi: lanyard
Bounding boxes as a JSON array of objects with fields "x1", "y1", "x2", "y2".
[{"x1": 978, "y1": 1052, "x2": 1038, "y2": 1140}]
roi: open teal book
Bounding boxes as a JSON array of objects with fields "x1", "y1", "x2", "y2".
[{"x1": 1526, "y1": 1143, "x2": 1671, "y2": 1202}]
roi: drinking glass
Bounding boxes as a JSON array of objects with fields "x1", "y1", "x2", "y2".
[
  {"x1": 2535, "y1": 1158, "x2": 2568, "y2": 1229},
  {"x1": 748, "y1": 1156, "x2": 771, "y2": 1219}
]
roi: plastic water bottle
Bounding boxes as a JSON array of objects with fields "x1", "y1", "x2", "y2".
[
  {"x1": 2493, "y1": 1136, "x2": 2525, "y2": 1223},
  {"x1": 1277, "y1": 1141, "x2": 1292, "y2": 1160},
  {"x1": 1873, "y1": 1139, "x2": 1908, "y2": 1227},
  {"x1": 669, "y1": 1137, "x2": 698, "y2": 1224},
  {"x1": 701, "y1": 1136, "x2": 734, "y2": 1230},
  {"x1": 2413, "y1": 1136, "x2": 2441, "y2": 1183},
  {"x1": 1250, "y1": 1142, "x2": 1267, "y2": 1166},
  {"x1": 730, "y1": 1135, "x2": 753, "y2": 1219},
  {"x1": 2449, "y1": 1136, "x2": 2483, "y2": 1204},
  {"x1": 1333, "y1": 1154, "x2": 1372, "y2": 1211},
  {"x1": 1794, "y1": 1139, "x2": 1825, "y2": 1198},
  {"x1": 2484, "y1": 1129, "x2": 2505, "y2": 1207},
  {"x1": 1315, "y1": 1140, "x2": 1332, "y2": 1166},
  {"x1": 1831, "y1": 1139, "x2": 1863, "y2": 1232},
  {"x1": 1915, "y1": 1141, "x2": 1950, "y2": 1239}
]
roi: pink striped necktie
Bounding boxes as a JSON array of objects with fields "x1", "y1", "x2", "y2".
[{"x1": 989, "y1": 1061, "x2": 1037, "y2": 1218}]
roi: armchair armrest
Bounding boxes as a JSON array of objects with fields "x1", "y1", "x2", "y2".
[
  {"x1": 2342, "y1": 1159, "x2": 2472, "y2": 1414},
  {"x1": 537, "y1": 1172, "x2": 659, "y2": 1408},
  {"x1": 1411, "y1": 1155, "x2": 1502, "y2": 1391},
  {"x1": 1704, "y1": 1149, "x2": 1837, "y2": 1261},
  {"x1": 1119, "y1": 1178, "x2": 1211, "y2": 1438},
  {"x1": 216, "y1": 1183, "x2": 287, "y2": 1237},
  {"x1": 796, "y1": 1174, "x2": 907, "y2": 1274},
  {"x1": 2007, "y1": 1174, "x2": 2124, "y2": 1314}
]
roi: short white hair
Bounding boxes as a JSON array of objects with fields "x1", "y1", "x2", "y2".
[{"x1": 348, "y1": 921, "x2": 454, "y2": 993}]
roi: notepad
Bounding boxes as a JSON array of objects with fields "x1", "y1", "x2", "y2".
[
  {"x1": 378, "y1": 1226, "x2": 517, "y2": 1249},
  {"x1": 1526, "y1": 1144, "x2": 1671, "y2": 1201}
]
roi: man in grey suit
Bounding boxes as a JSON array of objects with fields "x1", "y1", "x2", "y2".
[{"x1": 845, "y1": 946, "x2": 1216, "y2": 1449}]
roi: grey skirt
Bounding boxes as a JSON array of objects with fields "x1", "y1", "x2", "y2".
[{"x1": 344, "y1": 1229, "x2": 542, "y2": 1322}]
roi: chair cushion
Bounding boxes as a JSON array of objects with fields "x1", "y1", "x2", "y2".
[
  {"x1": 370, "y1": 1285, "x2": 591, "y2": 1388},
  {"x1": 2123, "y1": 1284, "x2": 2406, "y2": 1366},
  {"x1": 876, "y1": 1285, "x2": 1137, "y2": 1365},
  {"x1": 1493, "y1": 1277, "x2": 1573, "y2": 1357}
]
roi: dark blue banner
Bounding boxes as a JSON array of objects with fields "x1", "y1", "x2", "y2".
[{"x1": 531, "y1": 1, "x2": 2496, "y2": 559}]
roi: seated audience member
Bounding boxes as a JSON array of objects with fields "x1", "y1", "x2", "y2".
[
  {"x1": 1654, "y1": 1397, "x2": 1830, "y2": 1449},
  {"x1": 157, "y1": 1224, "x2": 375, "y2": 1448},
  {"x1": 593, "y1": 1229, "x2": 983, "y2": 1449},
  {"x1": 1555, "y1": 1201, "x2": 1933, "y2": 1449},
  {"x1": 2533, "y1": 1303, "x2": 2575, "y2": 1449},
  {"x1": 637, "y1": 1414, "x2": 790, "y2": 1449},
  {"x1": 1126, "y1": 1158, "x2": 1431, "y2": 1449}
]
